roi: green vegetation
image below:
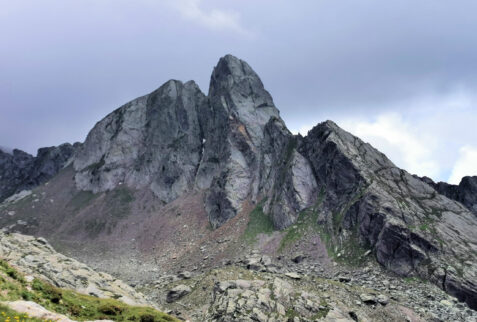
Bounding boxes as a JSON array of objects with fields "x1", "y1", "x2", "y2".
[
  {"x1": 278, "y1": 188, "x2": 325, "y2": 252},
  {"x1": 419, "y1": 224, "x2": 429, "y2": 231},
  {"x1": 332, "y1": 184, "x2": 369, "y2": 233},
  {"x1": 0, "y1": 259, "x2": 177, "y2": 321},
  {"x1": 311, "y1": 298, "x2": 330, "y2": 319},
  {"x1": 285, "y1": 308, "x2": 299, "y2": 319},
  {"x1": 242, "y1": 200, "x2": 274, "y2": 244},
  {"x1": 277, "y1": 186, "x2": 370, "y2": 267},
  {"x1": 0, "y1": 304, "x2": 45, "y2": 322}
]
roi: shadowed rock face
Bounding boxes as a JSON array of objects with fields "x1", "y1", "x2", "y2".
[
  {"x1": 0, "y1": 144, "x2": 76, "y2": 202},
  {"x1": 299, "y1": 121, "x2": 477, "y2": 309},
  {"x1": 2, "y1": 54, "x2": 477, "y2": 310}
]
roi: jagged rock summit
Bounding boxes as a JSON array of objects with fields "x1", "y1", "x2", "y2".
[
  {"x1": 73, "y1": 54, "x2": 291, "y2": 228},
  {"x1": 1, "y1": 55, "x2": 477, "y2": 314}
]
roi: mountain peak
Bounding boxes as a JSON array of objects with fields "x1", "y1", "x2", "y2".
[{"x1": 209, "y1": 55, "x2": 275, "y2": 110}]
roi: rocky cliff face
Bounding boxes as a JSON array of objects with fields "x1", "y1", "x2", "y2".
[
  {"x1": 1, "y1": 55, "x2": 477, "y2": 312},
  {"x1": 73, "y1": 55, "x2": 301, "y2": 228},
  {"x1": 0, "y1": 144, "x2": 76, "y2": 202},
  {"x1": 74, "y1": 80, "x2": 206, "y2": 204},
  {"x1": 299, "y1": 121, "x2": 477, "y2": 309}
]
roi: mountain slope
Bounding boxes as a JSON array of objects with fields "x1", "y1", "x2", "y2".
[{"x1": 0, "y1": 54, "x2": 476, "y2": 313}]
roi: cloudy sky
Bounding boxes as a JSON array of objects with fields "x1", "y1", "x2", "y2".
[{"x1": 1, "y1": 0, "x2": 477, "y2": 184}]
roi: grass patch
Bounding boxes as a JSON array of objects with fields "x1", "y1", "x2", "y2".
[
  {"x1": 0, "y1": 259, "x2": 177, "y2": 321},
  {"x1": 242, "y1": 200, "x2": 274, "y2": 244},
  {"x1": 311, "y1": 298, "x2": 330, "y2": 319},
  {"x1": 276, "y1": 186, "x2": 370, "y2": 266},
  {"x1": 278, "y1": 188, "x2": 325, "y2": 252},
  {"x1": 0, "y1": 304, "x2": 45, "y2": 322},
  {"x1": 285, "y1": 308, "x2": 299, "y2": 319}
]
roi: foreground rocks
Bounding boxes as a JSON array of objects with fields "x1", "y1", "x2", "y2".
[
  {"x1": 146, "y1": 264, "x2": 471, "y2": 322},
  {"x1": 135, "y1": 247, "x2": 477, "y2": 321},
  {"x1": 0, "y1": 232, "x2": 149, "y2": 306},
  {"x1": 1, "y1": 300, "x2": 114, "y2": 322}
]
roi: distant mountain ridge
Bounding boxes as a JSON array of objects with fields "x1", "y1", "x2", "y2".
[
  {"x1": 0, "y1": 146, "x2": 13, "y2": 154},
  {"x1": 0, "y1": 144, "x2": 78, "y2": 202},
  {"x1": 0, "y1": 55, "x2": 476, "y2": 312},
  {"x1": 420, "y1": 175, "x2": 477, "y2": 215}
]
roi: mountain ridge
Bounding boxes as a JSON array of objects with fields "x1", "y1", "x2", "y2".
[{"x1": 1, "y1": 54, "x2": 477, "y2": 317}]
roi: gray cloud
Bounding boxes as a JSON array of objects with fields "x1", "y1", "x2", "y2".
[{"x1": 1, "y1": 0, "x2": 477, "y2": 181}]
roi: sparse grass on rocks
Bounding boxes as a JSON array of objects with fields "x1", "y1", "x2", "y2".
[{"x1": 0, "y1": 259, "x2": 177, "y2": 321}]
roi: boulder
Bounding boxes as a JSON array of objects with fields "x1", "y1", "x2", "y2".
[{"x1": 166, "y1": 284, "x2": 191, "y2": 303}]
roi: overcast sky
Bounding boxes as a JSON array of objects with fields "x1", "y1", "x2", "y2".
[{"x1": 1, "y1": 0, "x2": 477, "y2": 184}]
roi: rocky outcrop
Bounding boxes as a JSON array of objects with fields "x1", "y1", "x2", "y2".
[
  {"x1": 421, "y1": 176, "x2": 477, "y2": 215},
  {"x1": 0, "y1": 232, "x2": 149, "y2": 306},
  {"x1": 0, "y1": 144, "x2": 76, "y2": 202}
]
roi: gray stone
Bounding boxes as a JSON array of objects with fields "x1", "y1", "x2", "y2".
[
  {"x1": 285, "y1": 272, "x2": 301, "y2": 280},
  {"x1": 359, "y1": 294, "x2": 377, "y2": 304},
  {"x1": 178, "y1": 271, "x2": 192, "y2": 280},
  {"x1": 377, "y1": 294, "x2": 389, "y2": 305},
  {"x1": 166, "y1": 284, "x2": 191, "y2": 303}
]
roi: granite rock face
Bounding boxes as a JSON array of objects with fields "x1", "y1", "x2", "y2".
[
  {"x1": 74, "y1": 80, "x2": 206, "y2": 203},
  {"x1": 198, "y1": 55, "x2": 288, "y2": 227},
  {"x1": 0, "y1": 144, "x2": 76, "y2": 202}
]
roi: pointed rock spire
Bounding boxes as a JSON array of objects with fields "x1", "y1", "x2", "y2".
[{"x1": 209, "y1": 54, "x2": 276, "y2": 110}]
